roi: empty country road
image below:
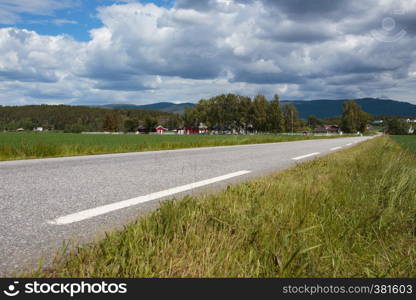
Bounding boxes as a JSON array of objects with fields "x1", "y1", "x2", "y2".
[{"x1": 0, "y1": 136, "x2": 372, "y2": 275}]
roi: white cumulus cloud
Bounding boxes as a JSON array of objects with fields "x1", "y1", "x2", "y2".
[{"x1": 0, "y1": 0, "x2": 415, "y2": 106}]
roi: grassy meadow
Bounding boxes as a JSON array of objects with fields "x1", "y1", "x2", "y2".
[
  {"x1": 0, "y1": 132, "x2": 343, "y2": 161},
  {"x1": 29, "y1": 136, "x2": 416, "y2": 277},
  {"x1": 391, "y1": 135, "x2": 416, "y2": 152}
]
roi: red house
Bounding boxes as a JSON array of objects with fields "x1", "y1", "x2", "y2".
[
  {"x1": 177, "y1": 123, "x2": 208, "y2": 135},
  {"x1": 156, "y1": 125, "x2": 167, "y2": 134},
  {"x1": 185, "y1": 128, "x2": 199, "y2": 135}
]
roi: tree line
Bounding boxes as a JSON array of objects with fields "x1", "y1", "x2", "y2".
[
  {"x1": 1, "y1": 96, "x2": 411, "y2": 135},
  {"x1": 181, "y1": 94, "x2": 375, "y2": 134},
  {"x1": 182, "y1": 94, "x2": 301, "y2": 133},
  {"x1": 0, "y1": 105, "x2": 176, "y2": 133}
]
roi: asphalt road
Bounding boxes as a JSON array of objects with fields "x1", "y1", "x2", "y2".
[{"x1": 0, "y1": 136, "x2": 372, "y2": 275}]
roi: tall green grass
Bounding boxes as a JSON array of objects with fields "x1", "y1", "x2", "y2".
[
  {"x1": 391, "y1": 135, "x2": 416, "y2": 152},
  {"x1": 30, "y1": 137, "x2": 416, "y2": 277},
  {"x1": 0, "y1": 132, "x2": 342, "y2": 161}
]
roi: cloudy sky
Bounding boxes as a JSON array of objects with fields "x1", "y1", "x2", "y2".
[{"x1": 0, "y1": 0, "x2": 415, "y2": 106}]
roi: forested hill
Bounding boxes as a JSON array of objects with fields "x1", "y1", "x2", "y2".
[
  {"x1": 98, "y1": 98, "x2": 416, "y2": 118},
  {"x1": 1, "y1": 97, "x2": 415, "y2": 132},
  {"x1": 0, "y1": 105, "x2": 177, "y2": 132},
  {"x1": 100, "y1": 102, "x2": 195, "y2": 114},
  {"x1": 281, "y1": 98, "x2": 416, "y2": 119}
]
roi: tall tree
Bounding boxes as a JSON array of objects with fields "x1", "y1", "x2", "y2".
[
  {"x1": 123, "y1": 118, "x2": 139, "y2": 132},
  {"x1": 307, "y1": 115, "x2": 320, "y2": 130},
  {"x1": 283, "y1": 104, "x2": 300, "y2": 133},
  {"x1": 144, "y1": 116, "x2": 158, "y2": 132},
  {"x1": 268, "y1": 94, "x2": 283, "y2": 133},
  {"x1": 341, "y1": 100, "x2": 369, "y2": 133},
  {"x1": 102, "y1": 113, "x2": 120, "y2": 132},
  {"x1": 237, "y1": 95, "x2": 252, "y2": 133},
  {"x1": 252, "y1": 94, "x2": 269, "y2": 132},
  {"x1": 385, "y1": 117, "x2": 410, "y2": 135},
  {"x1": 182, "y1": 106, "x2": 198, "y2": 129}
]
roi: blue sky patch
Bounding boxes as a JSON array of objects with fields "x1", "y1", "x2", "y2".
[{"x1": 0, "y1": 0, "x2": 174, "y2": 41}]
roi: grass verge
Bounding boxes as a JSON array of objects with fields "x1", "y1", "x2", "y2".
[
  {"x1": 30, "y1": 136, "x2": 416, "y2": 277},
  {"x1": 391, "y1": 135, "x2": 416, "y2": 153},
  {"x1": 0, "y1": 132, "x2": 348, "y2": 161}
]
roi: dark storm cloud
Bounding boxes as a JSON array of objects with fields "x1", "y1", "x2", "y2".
[
  {"x1": 93, "y1": 80, "x2": 156, "y2": 91},
  {"x1": 174, "y1": 0, "x2": 217, "y2": 10},
  {"x1": 232, "y1": 70, "x2": 305, "y2": 84},
  {"x1": 0, "y1": 70, "x2": 58, "y2": 83},
  {"x1": 261, "y1": 0, "x2": 357, "y2": 19}
]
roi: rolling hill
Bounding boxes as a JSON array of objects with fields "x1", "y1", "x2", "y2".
[
  {"x1": 98, "y1": 98, "x2": 416, "y2": 118},
  {"x1": 281, "y1": 98, "x2": 416, "y2": 119},
  {"x1": 101, "y1": 102, "x2": 195, "y2": 114}
]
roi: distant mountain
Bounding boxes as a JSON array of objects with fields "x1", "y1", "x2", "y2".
[
  {"x1": 281, "y1": 98, "x2": 416, "y2": 119},
  {"x1": 98, "y1": 98, "x2": 416, "y2": 118},
  {"x1": 101, "y1": 102, "x2": 195, "y2": 114}
]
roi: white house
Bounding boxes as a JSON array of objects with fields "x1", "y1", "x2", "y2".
[
  {"x1": 403, "y1": 119, "x2": 416, "y2": 134},
  {"x1": 198, "y1": 123, "x2": 208, "y2": 134}
]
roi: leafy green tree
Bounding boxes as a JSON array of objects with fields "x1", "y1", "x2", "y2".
[
  {"x1": 238, "y1": 95, "x2": 253, "y2": 134},
  {"x1": 307, "y1": 115, "x2": 321, "y2": 130},
  {"x1": 102, "y1": 113, "x2": 120, "y2": 132},
  {"x1": 182, "y1": 106, "x2": 198, "y2": 129},
  {"x1": 252, "y1": 94, "x2": 269, "y2": 132},
  {"x1": 166, "y1": 114, "x2": 181, "y2": 130},
  {"x1": 123, "y1": 119, "x2": 139, "y2": 132},
  {"x1": 385, "y1": 117, "x2": 410, "y2": 135},
  {"x1": 283, "y1": 104, "x2": 300, "y2": 133},
  {"x1": 341, "y1": 100, "x2": 369, "y2": 133},
  {"x1": 144, "y1": 116, "x2": 158, "y2": 132},
  {"x1": 268, "y1": 94, "x2": 283, "y2": 133}
]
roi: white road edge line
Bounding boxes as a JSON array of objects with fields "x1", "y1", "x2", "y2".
[
  {"x1": 330, "y1": 147, "x2": 342, "y2": 151},
  {"x1": 47, "y1": 170, "x2": 251, "y2": 225},
  {"x1": 292, "y1": 152, "x2": 320, "y2": 161}
]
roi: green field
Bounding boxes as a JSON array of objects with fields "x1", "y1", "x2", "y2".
[
  {"x1": 29, "y1": 136, "x2": 416, "y2": 277},
  {"x1": 391, "y1": 135, "x2": 416, "y2": 152},
  {"x1": 0, "y1": 132, "x2": 344, "y2": 161}
]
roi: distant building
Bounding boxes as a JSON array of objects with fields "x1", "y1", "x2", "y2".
[
  {"x1": 185, "y1": 128, "x2": 199, "y2": 135},
  {"x1": 176, "y1": 123, "x2": 208, "y2": 135},
  {"x1": 136, "y1": 125, "x2": 146, "y2": 134},
  {"x1": 198, "y1": 123, "x2": 208, "y2": 134},
  {"x1": 408, "y1": 120, "x2": 415, "y2": 134},
  {"x1": 314, "y1": 124, "x2": 340, "y2": 134},
  {"x1": 155, "y1": 125, "x2": 167, "y2": 135}
]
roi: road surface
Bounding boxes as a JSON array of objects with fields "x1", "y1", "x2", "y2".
[{"x1": 0, "y1": 136, "x2": 372, "y2": 275}]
